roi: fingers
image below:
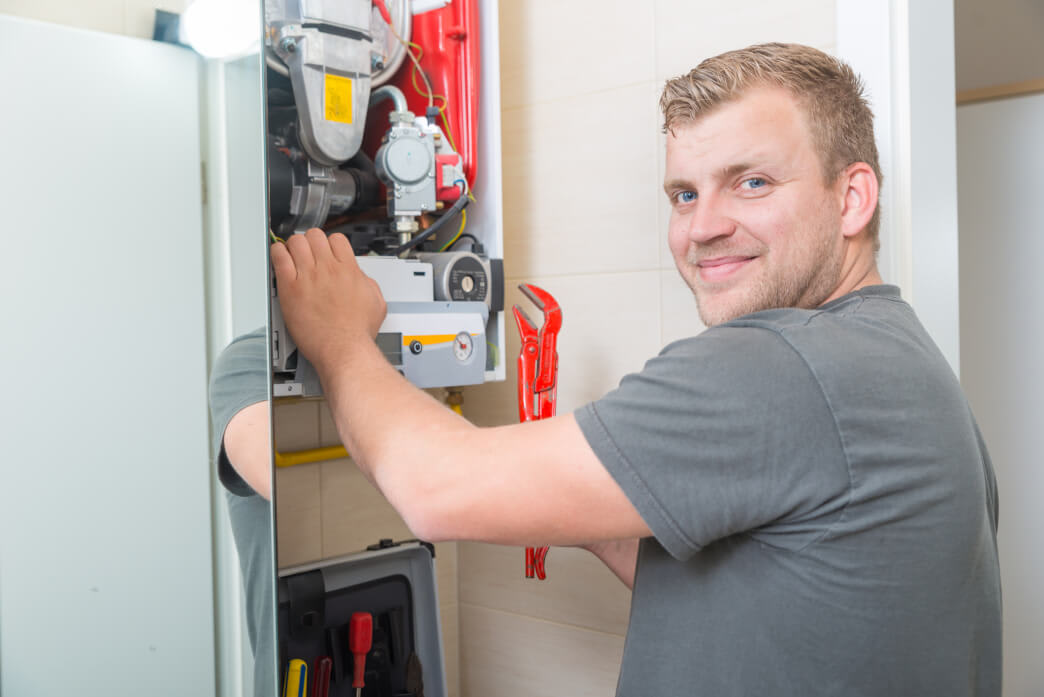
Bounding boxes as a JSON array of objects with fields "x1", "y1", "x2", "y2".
[
  {"x1": 283, "y1": 231, "x2": 317, "y2": 271},
  {"x1": 328, "y1": 232, "x2": 355, "y2": 263},
  {"x1": 270, "y1": 241, "x2": 297, "y2": 283},
  {"x1": 304, "y1": 227, "x2": 334, "y2": 263}
]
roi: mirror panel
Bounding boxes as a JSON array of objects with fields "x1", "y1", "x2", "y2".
[{"x1": 0, "y1": 4, "x2": 275, "y2": 695}]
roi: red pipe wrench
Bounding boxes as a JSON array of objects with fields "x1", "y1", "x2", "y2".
[{"x1": 512, "y1": 284, "x2": 561, "y2": 580}]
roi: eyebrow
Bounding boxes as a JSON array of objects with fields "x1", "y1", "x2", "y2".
[
  {"x1": 663, "y1": 163, "x2": 756, "y2": 194},
  {"x1": 718, "y1": 162, "x2": 755, "y2": 181}
]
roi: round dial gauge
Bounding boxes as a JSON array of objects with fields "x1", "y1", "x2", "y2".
[{"x1": 453, "y1": 331, "x2": 474, "y2": 361}]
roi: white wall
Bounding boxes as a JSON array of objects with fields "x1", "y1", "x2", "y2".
[
  {"x1": 837, "y1": 0, "x2": 961, "y2": 374},
  {"x1": 957, "y1": 92, "x2": 1044, "y2": 697}
]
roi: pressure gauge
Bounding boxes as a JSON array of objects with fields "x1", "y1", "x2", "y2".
[{"x1": 453, "y1": 331, "x2": 474, "y2": 361}]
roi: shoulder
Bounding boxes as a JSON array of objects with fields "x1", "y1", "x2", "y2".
[
  {"x1": 209, "y1": 327, "x2": 269, "y2": 429},
  {"x1": 214, "y1": 327, "x2": 268, "y2": 366},
  {"x1": 654, "y1": 311, "x2": 815, "y2": 382}
]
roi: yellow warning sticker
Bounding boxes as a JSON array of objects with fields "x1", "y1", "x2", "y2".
[{"x1": 324, "y1": 74, "x2": 353, "y2": 124}]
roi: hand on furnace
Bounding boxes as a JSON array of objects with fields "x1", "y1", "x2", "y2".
[{"x1": 270, "y1": 228, "x2": 387, "y2": 372}]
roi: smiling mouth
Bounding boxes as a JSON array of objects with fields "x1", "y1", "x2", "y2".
[{"x1": 696, "y1": 256, "x2": 756, "y2": 282}]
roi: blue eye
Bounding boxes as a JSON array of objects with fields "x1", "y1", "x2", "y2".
[
  {"x1": 742, "y1": 177, "x2": 766, "y2": 189},
  {"x1": 675, "y1": 191, "x2": 697, "y2": 203}
]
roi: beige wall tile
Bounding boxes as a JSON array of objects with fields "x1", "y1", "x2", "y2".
[
  {"x1": 2, "y1": 0, "x2": 126, "y2": 36},
  {"x1": 317, "y1": 400, "x2": 342, "y2": 447},
  {"x1": 275, "y1": 463, "x2": 322, "y2": 569},
  {"x1": 319, "y1": 456, "x2": 413, "y2": 557},
  {"x1": 653, "y1": 0, "x2": 837, "y2": 81},
  {"x1": 459, "y1": 543, "x2": 631, "y2": 636},
  {"x1": 660, "y1": 269, "x2": 707, "y2": 347},
  {"x1": 275, "y1": 505, "x2": 322, "y2": 568},
  {"x1": 459, "y1": 604, "x2": 624, "y2": 697},
  {"x1": 435, "y1": 541, "x2": 459, "y2": 599},
  {"x1": 276, "y1": 461, "x2": 320, "y2": 508},
  {"x1": 656, "y1": 129, "x2": 675, "y2": 270},
  {"x1": 273, "y1": 399, "x2": 320, "y2": 451},
  {"x1": 501, "y1": 81, "x2": 663, "y2": 280},
  {"x1": 440, "y1": 599, "x2": 460, "y2": 697},
  {"x1": 499, "y1": 0, "x2": 656, "y2": 110}
]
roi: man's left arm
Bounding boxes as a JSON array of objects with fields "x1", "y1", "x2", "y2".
[{"x1": 271, "y1": 229, "x2": 651, "y2": 546}]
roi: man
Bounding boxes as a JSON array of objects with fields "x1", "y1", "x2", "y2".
[{"x1": 271, "y1": 43, "x2": 1001, "y2": 695}]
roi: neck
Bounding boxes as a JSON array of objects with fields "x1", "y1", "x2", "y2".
[{"x1": 821, "y1": 240, "x2": 883, "y2": 305}]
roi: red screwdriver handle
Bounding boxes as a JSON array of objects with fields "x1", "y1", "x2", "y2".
[{"x1": 349, "y1": 612, "x2": 373, "y2": 690}]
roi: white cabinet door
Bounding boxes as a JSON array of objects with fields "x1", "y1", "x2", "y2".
[{"x1": 0, "y1": 17, "x2": 216, "y2": 696}]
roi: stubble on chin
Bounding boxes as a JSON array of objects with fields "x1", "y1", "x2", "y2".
[
  {"x1": 691, "y1": 279, "x2": 772, "y2": 327},
  {"x1": 686, "y1": 234, "x2": 844, "y2": 327}
]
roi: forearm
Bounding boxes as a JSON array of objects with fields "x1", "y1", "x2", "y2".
[
  {"x1": 583, "y1": 538, "x2": 639, "y2": 589},
  {"x1": 314, "y1": 339, "x2": 480, "y2": 537},
  {"x1": 313, "y1": 338, "x2": 651, "y2": 547}
]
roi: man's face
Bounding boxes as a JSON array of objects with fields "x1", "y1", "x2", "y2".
[{"x1": 664, "y1": 87, "x2": 846, "y2": 327}]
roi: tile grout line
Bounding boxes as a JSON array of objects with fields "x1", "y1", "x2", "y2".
[
  {"x1": 458, "y1": 600, "x2": 628, "y2": 640},
  {"x1": 498, "y1": 78, "x2": 663, "y2": 114}
]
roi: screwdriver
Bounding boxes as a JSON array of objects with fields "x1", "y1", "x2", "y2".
[
  {"x1": 349, "y1": 612, "x2": 373, "y2": 697},
  {"x1": 283, "y1": 658, "x2": 307, "y2": 697},
  {"x1": 312, "y1": 656, "x2": 332, "y2": 697}
]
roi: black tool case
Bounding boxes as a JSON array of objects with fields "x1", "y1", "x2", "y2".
[{"x1": 278, "y1": 540, "x2": 447, "y2": 697}]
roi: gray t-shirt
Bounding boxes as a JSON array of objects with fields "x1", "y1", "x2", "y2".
[
  {"x1": 575, "y1": 285, "x2": 1001, "y2": 696},
  {"x1": 208, "y1": 328, "x2": 277, "y2": 697}
]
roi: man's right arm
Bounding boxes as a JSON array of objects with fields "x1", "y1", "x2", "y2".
[{"x1": 583, "y1": 538, "x2": 640, "y2": 589}]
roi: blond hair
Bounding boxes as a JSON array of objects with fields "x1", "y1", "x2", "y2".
[{"x1": 660, "y1": 43, "x2": 882, "y2": 246}]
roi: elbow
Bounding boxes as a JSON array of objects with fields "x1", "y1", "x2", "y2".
[
  {"x1": 399, "y1": 505, "x2": 456, "y2": 543},
  {"x1": 376, "y1": 467, "x2": 462, "y2": 544}
]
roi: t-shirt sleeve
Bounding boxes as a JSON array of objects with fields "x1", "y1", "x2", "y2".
[
  {"x1": 208, "y1": 327, "x2": 269, "y2": 497},
  {"x1": 574, "y1": 325, "x2": 849, "y2": 561}
]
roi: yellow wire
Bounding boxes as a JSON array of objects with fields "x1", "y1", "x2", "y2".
[
  {"x1": 392, "y1": 27, "x2": 463, "y2": 155},
  {"x1": 438, "y1": 208, "x2": 467, "y2": 251},
  {"x1": 388, "y1": 23, "x2": 434, "y2": 108},
  {"x1": 270, "y1": 229, "x2": 284, "y2": 243}
]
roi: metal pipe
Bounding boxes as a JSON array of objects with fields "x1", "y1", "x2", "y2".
[
  {"x1": 265, "y1": 48, "x2": 289, "y2": 77},
  {"x1": 369, "y1": 84, "x2": 409, "y2": 113}
]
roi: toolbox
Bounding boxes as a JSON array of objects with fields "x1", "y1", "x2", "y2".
[{"x1": 278, "y1": 540, "x2": 447, "y2": 697}]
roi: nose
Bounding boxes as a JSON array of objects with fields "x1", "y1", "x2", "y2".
[{"x1": 682, "y1": 191, "x2": 736, "y2": 244}]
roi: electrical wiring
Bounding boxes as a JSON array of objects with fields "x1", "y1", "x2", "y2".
[
  {"x1": 447, "y1": 232, "x2": 480, "y2": 251},
  {"x1": 438, "y1": 209, "x2": 467, "y2": 251},
  {"x1": 376, "y1": 1, "x2": 464, "y2": 156},
  {"x1": 270, "y1": 229, "x2": 284, "y2": 243},
  {"x1": 437, "y1": 178, "x2": 473, "y2": 251},
  {"x1": 378, "y1": 1, "x2": 435, "y2": 109},
  {"x1": 374, "y1": 6, "x2": 476, "y2": 257}
]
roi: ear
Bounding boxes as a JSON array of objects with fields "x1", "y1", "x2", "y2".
[{"x1": 836, "y1": 162, "x2": 879, "y2": 239}]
